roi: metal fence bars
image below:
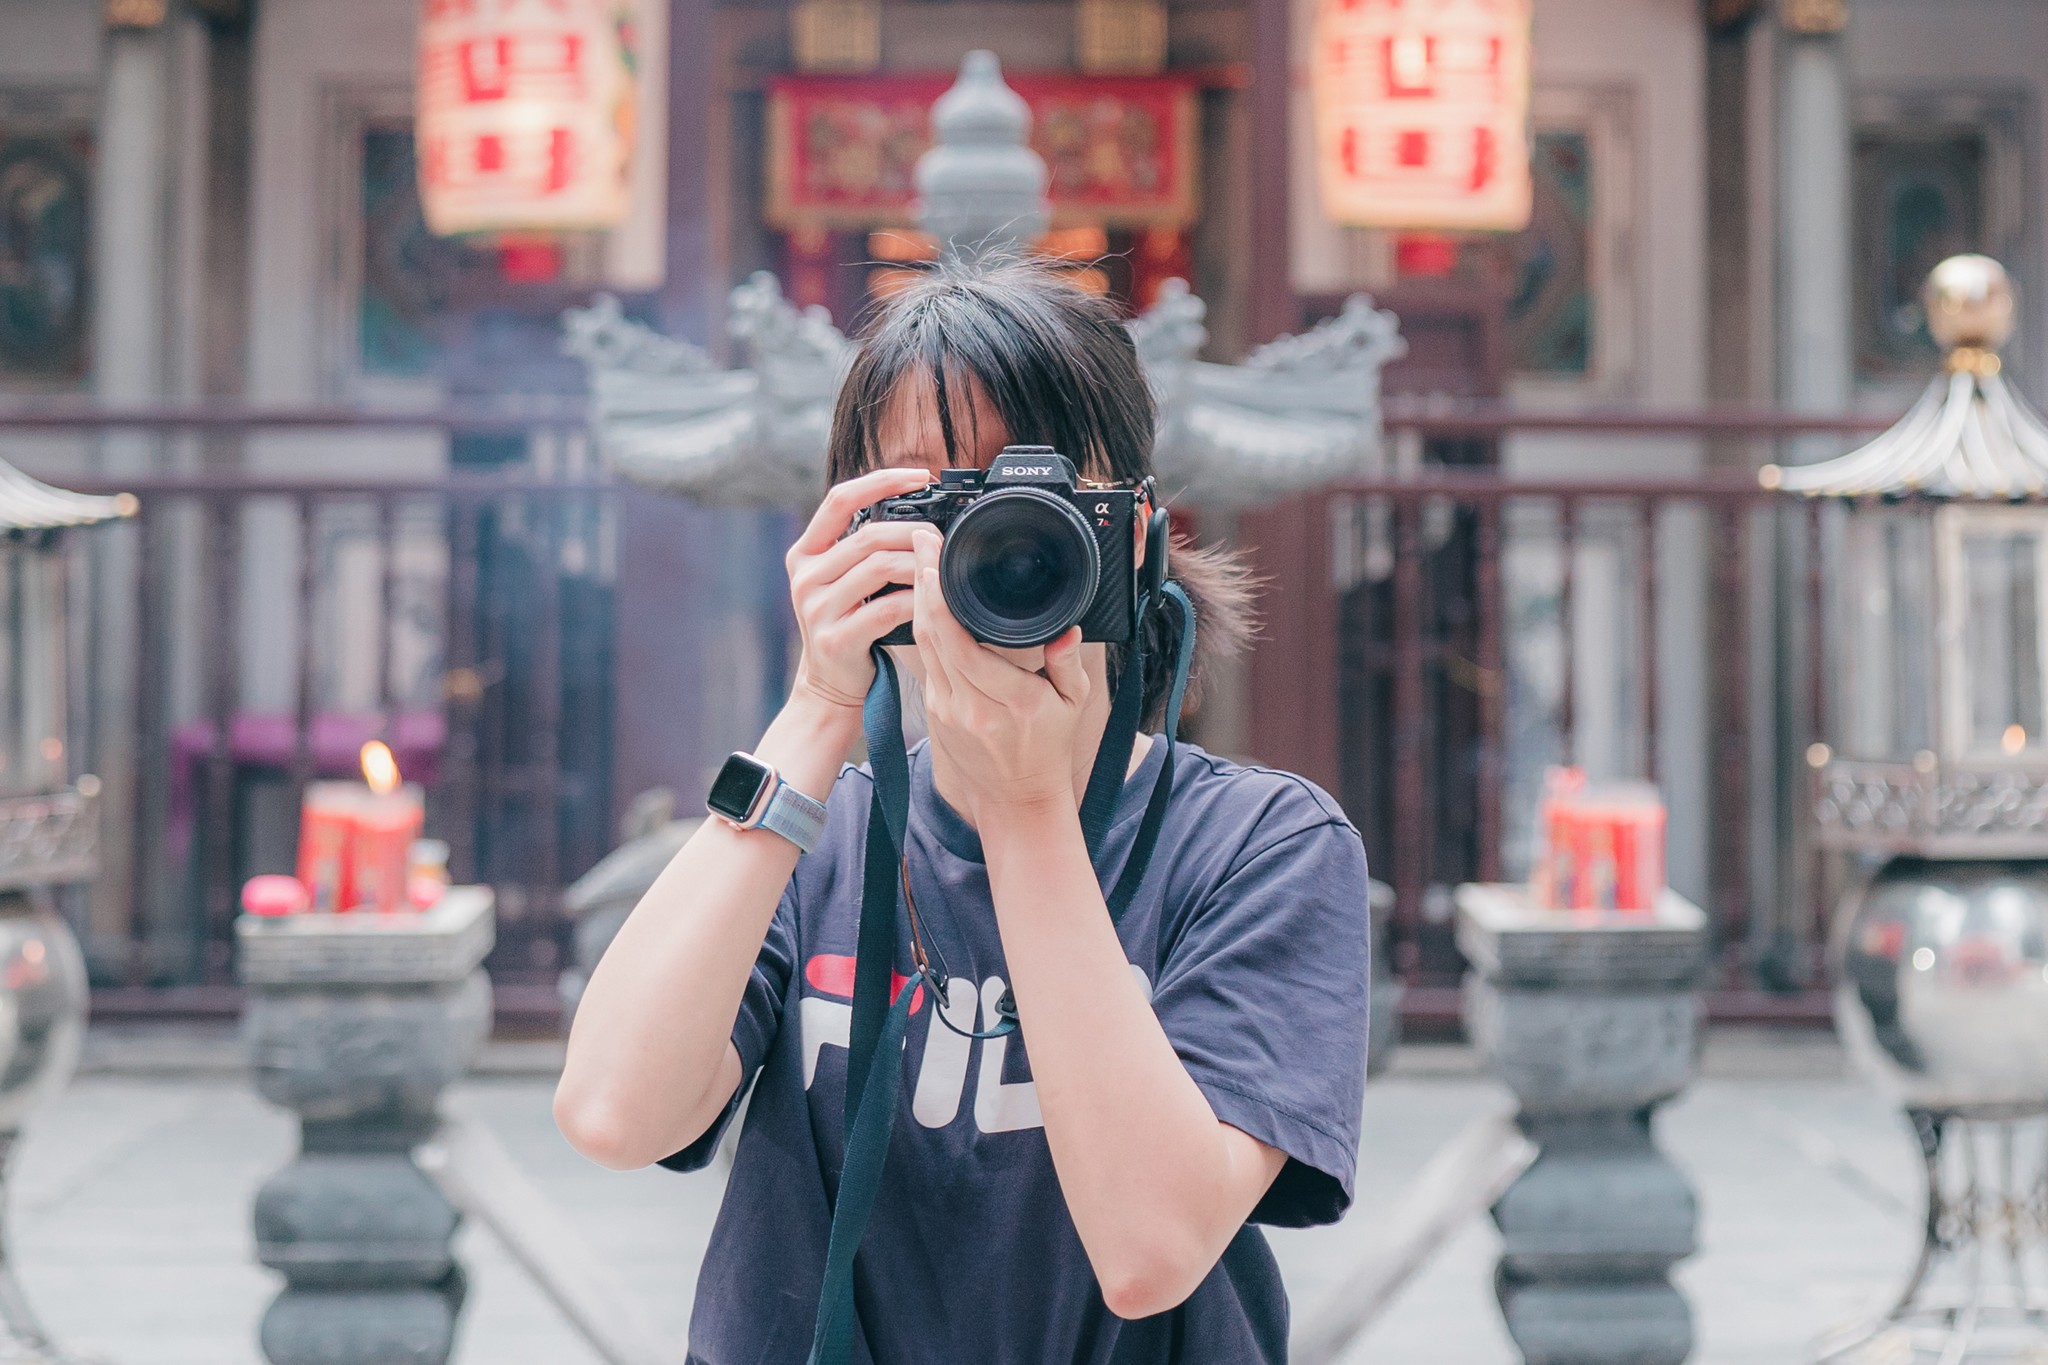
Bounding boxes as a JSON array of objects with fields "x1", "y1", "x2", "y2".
[
  {"x1": 1239, "y1": 422, "x2": 1898, "y2": 1025},
  {"x1": 0, "y1": 406, "x2": 611, "y2": 1017},
  {"x1": 2, "y1": 403, "x2": 1911, "y2": 1023}
]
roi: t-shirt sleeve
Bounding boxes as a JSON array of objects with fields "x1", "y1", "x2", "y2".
[
  {"x1": 656, "y1": 880, "x2": 799, "y2": 1173},
  {"x1": 1152, "y1": 817, "x2": 1372, "y2": 1228}
]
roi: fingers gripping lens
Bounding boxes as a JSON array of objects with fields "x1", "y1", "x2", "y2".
[{"x1": 940, "y1": 489, "x2": 1101, "y2": 648}]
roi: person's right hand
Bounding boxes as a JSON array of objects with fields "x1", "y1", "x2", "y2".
[{"x1": 785, "y1": 466, "x2": 936, "y2": 713}]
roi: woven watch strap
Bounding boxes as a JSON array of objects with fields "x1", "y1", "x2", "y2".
[{"x1": 759, "y1": 779, "x2": 828, "y2": 854}]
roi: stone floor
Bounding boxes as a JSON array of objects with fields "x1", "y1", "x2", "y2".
[{"x1": 0, "y1": 1026, "x2": 1930, "y2": 1363}]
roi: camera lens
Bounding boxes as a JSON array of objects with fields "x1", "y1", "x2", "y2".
[{"x1": 940, "y1": 489, "x2": 1100, "y2": 648}]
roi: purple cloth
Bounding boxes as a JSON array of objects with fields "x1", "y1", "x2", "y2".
[{"x1": 166, "y1": 710, "x2": 446, "y2": 856}]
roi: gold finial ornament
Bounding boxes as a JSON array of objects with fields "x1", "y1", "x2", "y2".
[
  {"x1": 1763, "y1": 254, "x2": 2046, "y2": 498},
  {"x1": 1926, "y1": 254, "x2": 2017, "y2": 353},
  {"x1": 1946, "y1": 347, "x2": 2002, "y2": 378},
  {"x1": 1781, "y1": 0, "x2": 1847, "y2": 33},
  {"x1": 104, "y1": 0, "x2": 168, "y2": 26}
]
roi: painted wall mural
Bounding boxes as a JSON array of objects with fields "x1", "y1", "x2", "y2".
[
  {"x1": 765, "y1": 73, "x2": 1200, "y2": 231},
  {"x1": 1501, "y1": 128, "x2": 1593, "y2": 379},
  {"x1": 0, "y1": 119, "x2": 91, "y2": 389},
  {"x1": 360, "y1": 126, "x2": 504, "y2": 380},
  {"x1": 1852, "y1": 89, "x2": 2031, "y2": 390},
  {"x1": 1853, "y1": 130, "x2": 1988, "y2": 384}
]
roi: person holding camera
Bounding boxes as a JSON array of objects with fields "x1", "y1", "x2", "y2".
[{"x1": 555, "y1": 256, "x2": 1371, "y2": 1364}]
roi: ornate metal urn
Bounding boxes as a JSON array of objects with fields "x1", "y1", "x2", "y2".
[
  {"x1": 1782, "y1": 256, "x2": 2048, "y2": 859},
  {"x1": 1774, "y1": 256, "x2": 2048, "y2": 1364},
  {"x1": 0, "y1": 460, "x2": 132, "y2": 1365}
]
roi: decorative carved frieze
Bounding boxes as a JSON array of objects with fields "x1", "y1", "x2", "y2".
[
  {"x1": 0, "y1": 785, "x2": 100, "y2": 892},
  {"x1": 1814, "y1": 758, "x2": 2048, "y2": 858}
]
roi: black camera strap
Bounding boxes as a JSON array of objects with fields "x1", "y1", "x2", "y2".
[{"x1": 806, "y1": 583, "x2": 1197, "y2": 1365}]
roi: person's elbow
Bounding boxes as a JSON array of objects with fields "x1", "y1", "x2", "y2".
[
  {"x1": 1096, "y1": 1239, "x2": 1214, "y2": 1321},
  {"x1": 553, "y1": 1081, "x2": 666, "y2": 1171},
  {"x1": 1096, "y1": 1141, "x2": 1285, "y2": 1320}
]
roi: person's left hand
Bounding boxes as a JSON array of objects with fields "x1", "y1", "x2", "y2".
[{"x1": 911, "y1": 529, "x2": 1090, "y2": 826}]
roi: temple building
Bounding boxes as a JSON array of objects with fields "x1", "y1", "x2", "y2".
[
  {"x1": 4, "y1": 0, "x2": 2035, "y2": 423},
  {"x1": 0, "y1": 0, "x2": 2040, "y2": 997}
]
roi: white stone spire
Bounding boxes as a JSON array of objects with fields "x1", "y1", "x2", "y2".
[{"x1": 912, "y1": 51, "x2": 1051, "y2": 260}]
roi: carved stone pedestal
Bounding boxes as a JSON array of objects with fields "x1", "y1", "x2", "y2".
[
  {"x1": 1456, "y1": 883, "x2": 1708, "y2": 1365},
  {"x1": 239, "y1": 889, "x2": 495, "y2": 1365}
]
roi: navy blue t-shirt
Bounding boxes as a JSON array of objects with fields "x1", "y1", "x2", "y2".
[{"x1": 666, "y1": 737, "x2": 1371, "y2": 1364}]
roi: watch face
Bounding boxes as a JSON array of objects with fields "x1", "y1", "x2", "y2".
[{"x1": 709, "y1": 754, "x2": 773, "y2": 823}]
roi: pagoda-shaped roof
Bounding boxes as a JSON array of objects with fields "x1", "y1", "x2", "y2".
[
  {"x1": 1765, "y1": 255, "x2": 2048, "y2": 498},
  {"x1": 563, "y1": 51, "x2": 1404, "y2": 509},
  {"x1": 0, "y1": 457, "x2": 134, "y2": 532}
]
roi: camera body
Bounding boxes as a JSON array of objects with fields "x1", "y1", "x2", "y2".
[{"x1": 854, "y1": 446, "x2": 1145, "y2": 648}]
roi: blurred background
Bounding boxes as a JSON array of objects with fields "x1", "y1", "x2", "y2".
[{"x1": 0, "y1": 0, "x2": 2040, "y2": 1362}]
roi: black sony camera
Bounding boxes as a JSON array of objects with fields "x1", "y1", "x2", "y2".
[{"x1": 852, "y1": 446, "x2": 1167, "y2": 649}]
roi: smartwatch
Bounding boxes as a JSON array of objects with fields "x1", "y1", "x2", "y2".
[{"x1": 707, "y1": 752, "x2": 828, "y2": 854}]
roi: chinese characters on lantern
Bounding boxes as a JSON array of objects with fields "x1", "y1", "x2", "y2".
[
  {"x1": 1311, "y1": 0, "x2": 1533, "y2": 231},
  {"x1": 416, "y1": 0, "x2": 637, "y2": 236}
]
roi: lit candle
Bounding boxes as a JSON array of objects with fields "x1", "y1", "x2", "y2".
[
  {"x1": 293, "y1": 741, "x2": 427, "y2": 915},
  {"x1": 350, "y1": 741, "x2": 425, "y2": 915},
  {"x1": 297, "y1": 782, "x2": 362, "y2": 914},
  {"x1": 1530, "y1": 770, "x2": 1667, "y2": 915}
]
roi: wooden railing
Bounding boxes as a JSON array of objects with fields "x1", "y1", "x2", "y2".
[
  {"x1": 1239, "y1": 410, "x2": 1898, "y2": 1027},
  {"x1": 1, "y1": 405, "x2": 602, "y2": 1021},
  {"x1": 0, "y1": 401, "x2": 1904, "y2": 1025}
]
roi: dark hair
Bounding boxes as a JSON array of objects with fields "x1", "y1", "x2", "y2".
[{"x1": 826, "y1": 255, "x2": 1257, "y2": 726}]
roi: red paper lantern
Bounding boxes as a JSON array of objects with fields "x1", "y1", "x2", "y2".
[
  {"x1": 416, "y1": 0, "x2": 638, "y2": 236},
  {"x1": 1311, "y1": 0, "x2": 1533, "y2": 232}
]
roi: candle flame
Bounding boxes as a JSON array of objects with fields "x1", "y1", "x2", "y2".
[{"x1": 361, "y1": 740, "x2": 402, "y2": 796}]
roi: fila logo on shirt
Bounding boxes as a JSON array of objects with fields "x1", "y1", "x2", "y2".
[{"x1": 799, "y1": 955, "x2": 1152, "y2": 1137}]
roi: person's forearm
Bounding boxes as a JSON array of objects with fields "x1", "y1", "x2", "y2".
[
  {"x1": 985, "y1": 804, "x2": 1276, "y2": 1318},
  {"x1": 555, "y1": 691, "x2": 860, "y2": 1170}
]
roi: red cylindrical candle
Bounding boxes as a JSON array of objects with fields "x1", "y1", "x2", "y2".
[
  {"x1": 349, "y1": 785, "x2": 425, "y2": 915},
  {"x1": 297, "y1": 782, "x2": 363, "y2": 914}
]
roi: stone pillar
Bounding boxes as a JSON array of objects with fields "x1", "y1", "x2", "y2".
[
  {"x1": 1771, "y1": 0, "x2": 1853, "y2": 980},
  {"x1": 1455, "y1": 884, "x2": 1708, "y2": 1365},
  {"x1": 94, "y1": 19, "x2": 172, "y2": 412},
  {"x1": 1774, "y1": 0, "x2": 1853, "y2": 430},
  {"x1": 239, "y1": 890, "x2": 495, "y2": 1365},
  {"x1": 90, "y1": 11, "x2": 177, "y2": 976}
]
